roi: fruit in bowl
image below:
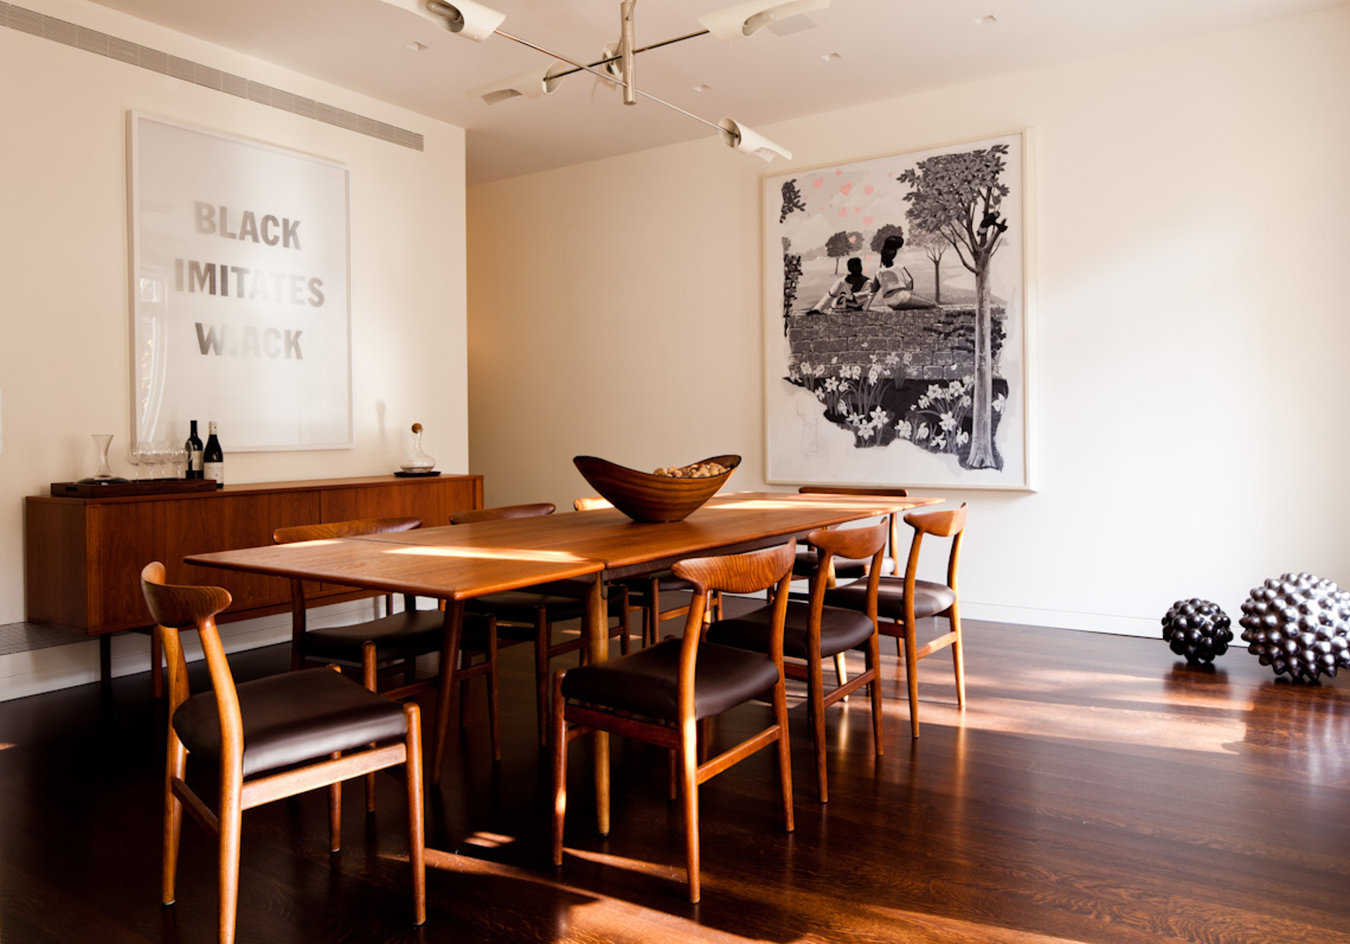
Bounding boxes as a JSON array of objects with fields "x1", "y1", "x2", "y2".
[{"x1": 573, "y1": 454, "x2": 741, "y2": 523}]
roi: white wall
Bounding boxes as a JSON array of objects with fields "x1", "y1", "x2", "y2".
[
  {"x1": 0, "y1": 0, "x2": 469, "y2": 694},
  {"x1": 467, "y1": 6, "x2": 1350, "y2": 637}
]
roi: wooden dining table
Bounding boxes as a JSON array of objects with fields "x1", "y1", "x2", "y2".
[{"x1": 184, "y1": 489, "x2": 939, "y2": 844}]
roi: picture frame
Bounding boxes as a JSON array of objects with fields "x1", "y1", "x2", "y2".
[
  {"x1": 128, "y1": 112, "x2": 353, "y2": 452},
  {"x1": 762, "y1": 131, "x2": 1031, "y2": 490}
]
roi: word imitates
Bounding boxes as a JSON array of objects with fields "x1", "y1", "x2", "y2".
[{"x1": 174, "y1": 202, "x2": 325, "y2": 309}]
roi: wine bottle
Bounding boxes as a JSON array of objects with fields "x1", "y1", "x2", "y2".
[
  {"x1": 185, "y1": 420, "x2": 204, "y2": 479},
  {"x1": 203, "y1": 421, "x2": 224, "y2": 488}
]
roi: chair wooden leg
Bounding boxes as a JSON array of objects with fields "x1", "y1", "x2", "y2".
[
  {"x1": 679, "y1": 718, "x2": 701, "y2": 904},
  {"x1": 402, "y1": 704, "x2": 426, "y2": 926},
  {"x1": 903, "y1": 621, "x2": 921, "y2": 739},
  {"x1": 162, "y1": 741, "x2": 186, "y2": 905},
  {"x1": 617, "y1": 589, "x2": 631, "y2": 655},
  {"x1": 328, "y1": 754, "x2": 343, "y2": 852},
  {"x1": 362, "y1": 643, "x2": 378, "y2": 813},
  {"x1": 217, "y1": 766, "x2": 244, "y2": 944},
  {"x1": 809, "y1": 652, "x2": 828, "y2": 803},
  {"x1": 534, "y1": 610, "x2": 551, "y2": 748},
  {"x1": 772, "y1": 679, "x2": 795, "y2": 835},
  {"x1": 551, "y1": 672, "x2": 568, "y2": 867},
  {"x1": 486, "y1": 618, "x2": 501, "y2": 762},
  {"x1": 949, "y1": 606, "x2": 966, "y2": 707},
  {"x1": 867, "y1": 636, "x2": 884, "y2": 758},
  {"x1": 834, "y1": 652, "x2": 849, "y2": 702}
]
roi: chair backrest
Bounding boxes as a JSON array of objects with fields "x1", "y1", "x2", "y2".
[
  {"x1": 671, "y1": 541, "x2": 796, "y2": 712},
  {"x1": 272, "y1": 516, "x2": 420, "y2": 545},
  {"x1": 449, "y1": 502, "x2": 555, "y2": 524},
  {"x1": 805, "y1": 522, "x2": 888, "y2": 619},
  {"x1": 798, "y1": 485, "x2": 909, "y2": 573},
  {"x1": 901, "y1": 503, "x2": 967, "y2": 592},
  {"x1": 141, "y1": 562, "x2": 241, "y2": 752},
  {"x1": 573, "y1": 497, "x2": 613, "y2": 512}
]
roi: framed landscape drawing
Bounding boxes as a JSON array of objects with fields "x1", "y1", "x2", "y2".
[{"x1": 763, "y1": 131, "x2": 1030, "y2": 490}]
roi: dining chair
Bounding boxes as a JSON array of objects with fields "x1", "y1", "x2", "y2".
[
  {"x1": 551, "y1": 541, "x2": 797, "y2": 903},
  {"x1": 573, "y1": 496, "x2": 719, "y2": 646},
  {"x1": 449, "y1": 502, "x2": 631, "y2": 747},
  {"x1": 825, "y1": 503, "x2": 967, "y2": 738},
  {"x1": 790, "y1": 486, "x2": 907, "y2": 691},
  {"x1": 707, "y1": 522, "x2": 887, "y2": 802},
  {"x1": 140, "y1": 562, "x2": 425, "y2": 944},
  {"x1": 273, "y1": 517, "x2": 500, "y2": 765}
]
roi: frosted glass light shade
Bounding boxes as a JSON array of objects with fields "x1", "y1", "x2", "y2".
[{"x1": 698, "y1": 0, "x2": 830, "y2": 41}]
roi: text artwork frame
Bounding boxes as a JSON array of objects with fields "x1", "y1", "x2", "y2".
[
  {"x1": 762, "y1": 131, "x2": 1032, "y2": 490},
  {"x1": 128, "y1": 112, "x2": 353, "y2": 452}
]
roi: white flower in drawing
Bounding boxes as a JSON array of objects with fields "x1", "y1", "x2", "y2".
[
  {"x1": 933, "y1": 435, "x2": 947, "y2": 450},
  {"x1": 836, "y1": 399, "x2": 848, "y2": 414},
  {"x1": 916, "y1": 423, "x2": 930, "y2": 441},
  {"x1": 870, "y1": 407, "x2": 889, "y2": 427},
  {"x1": 815, "y1": 389, "x2": 827, "y2": 402},
  {"x1": 824, "y1": 376, "x2": 840, "y2": 393},
  {"x1": 956, "y1": 430, "x2": 969, "y2": 446},
  {"x1": 895, "y1": 420, "x2": 912, "y2": 440},
  {"x1": 939, "y1": 412, "x2": 957, "y2": 432},
  {"x1": 993, "y1": 392, "x2": 1007, "y2": 413}
]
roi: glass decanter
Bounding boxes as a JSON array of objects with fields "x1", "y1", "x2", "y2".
[
  {"x1": 79, "y1": 433, "x2": 130, "y2": 484},
  {"x1": 401, "y1": 423, "x2": 436, "y2": 473}
]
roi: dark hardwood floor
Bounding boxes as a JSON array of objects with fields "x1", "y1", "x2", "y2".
[{"x1": 2, "y1": 613, "x2": 1348, "y2": 943}]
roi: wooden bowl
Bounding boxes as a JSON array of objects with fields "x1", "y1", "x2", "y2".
[{"x1": 573, "y1": 455, "x2": 741, "y2": 523}]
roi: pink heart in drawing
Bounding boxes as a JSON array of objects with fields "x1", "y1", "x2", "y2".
[
  {"x1": 863, "y1": 216, "x2": 873, "y2": 225},
  {"x1": 847, "y1": 234, "x2": 856, "y2": 243},
  {"x1": 838, "y1": 208, "x2": 848, "y2": 217},
  {"x1": 864, "y1": 185, "x2": 874, "y2": 195},
  {"x1": 836, "y1": 168, "x2": 843, "y2": 175},
  {"x1": 812, "y1": 177, "x2": 824, "y2": 188},
  {"x1": 855, "y1": 206, "x2": 861, "y2": 213},
  {"x1": 839, "y1": 183, "x2": 852, "y2": 196}
]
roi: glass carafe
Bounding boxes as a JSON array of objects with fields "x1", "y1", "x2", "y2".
[
  {"x1": 79, "y1": 433, "x2": 129, "y2": 484},
  {"x1": 401, "y1": 423, "x2": 436, "y2": 473}
]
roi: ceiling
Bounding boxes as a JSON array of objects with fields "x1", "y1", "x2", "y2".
[{"x1": 84, "y1": 0, "x2": 1346, "y2": 184}]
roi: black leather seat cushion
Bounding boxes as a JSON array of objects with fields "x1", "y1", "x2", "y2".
[
  {"x1": 707, "y1": 602, "x2": 875, "y2": 660},
  {"x1": 623, "y1": 570, "x2": 695, "y2": 601},
  {"x1": 173, "y1": 668, "x2": 408, "y2": 777},
  {"x1": 560, "y1": 639, "x2": 780, "y2": 722},
  {"x1": 826, "y1": 576, "x2": 956, "y2": 621},
  {"x1": 300, "y1": 607, "x2": 473, "y2": 663}
]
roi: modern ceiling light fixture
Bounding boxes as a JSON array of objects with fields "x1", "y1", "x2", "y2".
[{"x1": 378, "y1": 0, "x2": 829, "y2": 162}]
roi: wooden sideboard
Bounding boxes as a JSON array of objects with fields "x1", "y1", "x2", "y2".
[{"x1": 24, "y1": 474, "x2": 483, "y2": 684}]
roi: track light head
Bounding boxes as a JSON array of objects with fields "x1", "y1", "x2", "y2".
[
  {"x1": 718, "y1": 118, "x2": 792, "y2": 162},
  {"x1": 377, "y1": 0, "x2": 505, "y2": 42},
  {"x1": 468, "y1": 60, "x2": 569, "y2": 105},
  {"x1": 698, "y1": 0, "x2": 830, "y2": 41}
]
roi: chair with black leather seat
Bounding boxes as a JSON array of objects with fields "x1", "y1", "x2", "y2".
[
  {"x1": 551, "y1": 541, "x2": 797, "y2": 903},
  {"x1": 791, "y1": 486, "x2": 908, "y2": 690},
  {"x1": 825, "y1": 503, "x2": 967, "y2": 738},
  {"x1": 449, "y1": 502, "x2": 630, "y2": 747},
  {"x1": 140, "y1": 562, "x2": 425, "y2": 944},
  {"x1": 707, "y1": 522, "x2": 887, "y2": 802},
  {"x1": 273, "y1": 516, "x2": 500, "y2": 764}
]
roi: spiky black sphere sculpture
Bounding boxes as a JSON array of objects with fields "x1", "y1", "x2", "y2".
[
  {"x1": 1161, "y1": 599, "x2": 1232, "y2": 664},
  {"x1": 1239, "y1": 573, "x2": 1350, "y2": 682}
]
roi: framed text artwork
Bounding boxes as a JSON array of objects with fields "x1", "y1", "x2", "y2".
[
  {"x1": 763, "y1": 131, "x2": 1030, "y2": 490},
  {"x1": 128, "y1": 112, "x2": 352, "y2": 451}
]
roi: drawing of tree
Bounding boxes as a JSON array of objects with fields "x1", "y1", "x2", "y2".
[
  {"x1": 779, "y1": 180, "x2": 807, "y2": 223},
  {"x1": 825, "y1": 230, "x2": 863, "y2": 273},
  {"x1": 899, "y1": 145, "x2": 1010, "y2": 469},
  {"x1": 910, "y1": 228, "x2": 948, "y2": 304}
]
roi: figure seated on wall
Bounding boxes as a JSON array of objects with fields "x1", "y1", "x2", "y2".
[
  {"x1": 807, "y1": 257, "x2": 873, "y2": 314},
  {"x1": 868, "y1": 234, "x2": 938, "y2": 310}
]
